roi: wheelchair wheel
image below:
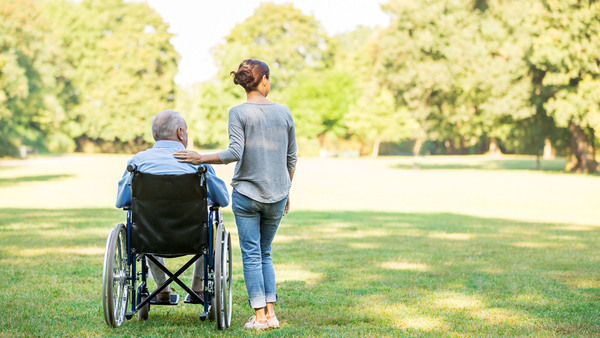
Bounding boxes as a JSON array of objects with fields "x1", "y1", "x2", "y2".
[
  {"x1": 102, "y1": 223, "x2": 129, "y2": 328},
  {"x1": 215, "y1": 226, "x2": 232, "y2": 329}
]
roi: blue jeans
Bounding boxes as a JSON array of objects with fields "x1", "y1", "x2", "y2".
[{"x1": 232, "y1": 189, "x2": 287, "y2": 309}]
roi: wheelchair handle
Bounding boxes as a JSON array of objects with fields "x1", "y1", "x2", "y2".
[{"x1": 127, "y1": 164, "x2": 137, "y2": 172}]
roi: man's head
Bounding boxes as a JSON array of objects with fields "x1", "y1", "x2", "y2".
[{"x1": 151, "y1": 110, "x2": 188, "y2": 148}]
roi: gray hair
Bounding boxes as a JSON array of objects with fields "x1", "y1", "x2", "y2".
[{"x1": 151, "y1": 110, "x2": 186, "y2": 141}]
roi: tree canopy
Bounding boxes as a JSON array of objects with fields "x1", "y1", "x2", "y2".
[
  {"x1": 0, "y1": 0, "x2": 71, "y2": 156},
  {"x1": 1, "y1": 0, "x2": 599, "y2": 173}
]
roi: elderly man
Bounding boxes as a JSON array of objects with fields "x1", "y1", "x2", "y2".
[{"x1": 116, "y1": 110, "x2": 229, "y2": 302}]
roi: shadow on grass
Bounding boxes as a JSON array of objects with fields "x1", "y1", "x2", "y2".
[
  {"x1": 0, "y1": 174, "x2": 74, "y2": 187},
  {"x1": 0, "y1": 208, "x2": 599, "y2": 337},
  {"x1": 392, "y1": 158, "x2": 567, "y2": 172}
]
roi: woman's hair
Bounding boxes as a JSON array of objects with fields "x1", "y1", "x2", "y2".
[{"x1": 230, "y1": 59, "x2": 270, "y2": 93}]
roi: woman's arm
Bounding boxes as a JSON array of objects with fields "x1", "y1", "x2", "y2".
[
  {"x1": 284, "y1": 111, "x2": 297, "y2": 216},
  {"x1": 174, "y1": 108, "x2": 244, "y2": 165},
  {"x1": 173, "y1": 151, "x2": 223, "y2": 165}
]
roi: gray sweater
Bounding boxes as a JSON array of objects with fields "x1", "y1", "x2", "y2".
[{"x1": 217, "y1": 102, "x2": 297, "y2": 203}]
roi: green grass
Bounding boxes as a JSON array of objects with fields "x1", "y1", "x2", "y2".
[{"x1": 0, "y1": 154, "x2": 599, "y2": 337}]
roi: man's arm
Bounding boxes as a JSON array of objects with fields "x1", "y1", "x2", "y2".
[
  {"x1": 115, "y1": 166, "x2": 133, "y2": 208},
  {"x1": 204, "y1": 165, "x2": 229, "y2": 207}
]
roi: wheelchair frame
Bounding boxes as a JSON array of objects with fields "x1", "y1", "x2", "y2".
[{"x1": 102, "y1": 166, "x2": 232, "y2": 330}]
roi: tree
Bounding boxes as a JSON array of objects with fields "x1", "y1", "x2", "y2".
[
  {"x1": 214, "y1": 2, "x2": 332, "y2": 92},
  {"x1": 333, "y1": 26, "x2": 419, "y2": 157},
  {"x1": 528, "y1": 0, "x2": 600, "y2": 173},
  {"x1": 372, "y1": 0, "x2": 536, "y2": 155},
  {"x1": 346, "y1": 87, "x2": 416, "y2": 156},
  {"x1": 45, "y1": 0, "x2": 179, "y2": 150},
  {"x1": 282, "y1": 68, "x2": 359, "y2": 155},
  {"x1": 0, "y1": 0, "x2": 73, "y2": 156},
  {"x1": 175, "y1": 80, "x2": 244, "y2": 148},
  {"x1": 195, "y1": 3, "x2": 340, "y2": 149}
]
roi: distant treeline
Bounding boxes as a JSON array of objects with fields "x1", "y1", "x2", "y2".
[{"x1": 1, "y1": 0, "x2": 599, "y2": 172}]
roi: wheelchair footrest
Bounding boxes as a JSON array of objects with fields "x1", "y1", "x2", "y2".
[
  {"x1": 184, "y1": 293, "x2": 204, "y2": 304},
  {"x1": 150, "y1": 294, "x2": 179, "y2": 305}
]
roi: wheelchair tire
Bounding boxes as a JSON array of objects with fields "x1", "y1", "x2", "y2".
[
  {"x1": 102, "y1": 223, "x2": 129, "y2": 328},
  {"x1": 215, "y1": 224, "x2": 232, "y2": 329},
  {"x1": 138, "y1": 294, "x2": 149, "y2": 320}
]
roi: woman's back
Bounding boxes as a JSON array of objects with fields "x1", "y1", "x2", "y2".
[{"x1": 218, "y1": 102, "x2": 297, "y2": 203}]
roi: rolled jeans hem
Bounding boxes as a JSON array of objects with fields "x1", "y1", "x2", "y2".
[
  {"x1": 248, "y1": 297, "x2": 266, "y2": 309},
  {"x1": 248, "y1": 293, "x2": 278, "y2": 309},
  {"x1": 266, "y1": 293, "x2": 278, "y2": 304}
]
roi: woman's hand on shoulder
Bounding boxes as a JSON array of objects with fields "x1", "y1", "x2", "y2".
[{"x1": 173, "y1": 150, "x2": 203, "y2": 165}]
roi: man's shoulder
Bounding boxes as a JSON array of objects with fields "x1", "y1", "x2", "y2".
[
  {"x1": 129, "y1": 148, "x2": 201, "y2": 175},
  {"x1": 128, "y1": 147, "x2": 157, "y2": 163}
]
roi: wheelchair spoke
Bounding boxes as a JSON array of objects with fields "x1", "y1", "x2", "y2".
[
  {"x1": 113, "y1": 282, "x2": 122, "y2": 320},
  {"x1": 118, "y1": 285, "x2": 128, "y2": 325}
]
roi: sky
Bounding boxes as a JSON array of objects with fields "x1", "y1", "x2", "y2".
[{"x1": 140, "y1": 0, "x2": 391, "y2": 86}]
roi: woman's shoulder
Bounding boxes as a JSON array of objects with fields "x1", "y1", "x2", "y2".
[
  {"x1": 233, "y1": 102, "x2": 289, "y2": 111},
  {"x1": 271, "y1": 102, "x2": 292, "y2": 114}
]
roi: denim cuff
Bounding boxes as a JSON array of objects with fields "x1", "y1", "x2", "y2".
[
  {"x1": 266, "y1": 293, "x2": 278, "y2": 304},
  {"x1": 248, "y1": 294, "x2": 278, "y2": 309},
  {"x1": 248, "y1": 296, "x2": 266, "y2": 309}
]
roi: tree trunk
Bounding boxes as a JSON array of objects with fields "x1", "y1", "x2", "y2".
[
  {"x1": 318, "y1": 133, "x2": 327, "y2": 158},
  {"x1": 413, "y1": 139, "x2": 423, "y2": 156},
  {"x1": 459, "y1": 138, "x2": 469, "y2": 155},
  {"x1": 371, "y1": 138, "x2": 381, "y2": 157},
  {"x1": 445, "y1": 138, "x2": 456, "y2": 155},
  {"x1": 412, "y1": 139, "x2": 423, "y2": 172},
  {"x1": 488, "y1": 137, "x2": 501, "y2": 156},
  {"x1": 568, "y1": 121, "x2": 598, "y2": 173},
  {"x1": 543, "y1": 139, "x2": 554, "y2": 160}
]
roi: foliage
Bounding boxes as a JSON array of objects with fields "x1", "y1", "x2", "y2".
[
  {"x1": 372, "y1": 0, "x2": 536, "y2": 154},
  {"x1": 44, "y1": 0, "x2": 179, "y2": 147},
  {"x1": 527, "y1": 0, "x2": 600, "y2": 171},
  {"x1": 346, "y1": 87, "x2": 416, "y2": 155},
  {"x1": 282, "y1": 68, "x2": 359, "y2": 146},
  {"x1": 214, "y1": 2, "x2": 332, "y2": 91},
  {"x1": 175, "y1": 81, "x2": 244, "y2": 147},
  {"x1": 2, "y1": 0, "x2": 600, "y2": 170},
  {"x1": 0, "y1": 0, "x2": 72, "y2": 156}
]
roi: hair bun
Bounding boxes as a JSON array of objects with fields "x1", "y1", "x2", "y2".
[
  {"x1": 231, "y1": 68, "x2": 254, "y2": 87},
  {"x1": 230, "y1": 59, "x2": 270, "y2": 93}
]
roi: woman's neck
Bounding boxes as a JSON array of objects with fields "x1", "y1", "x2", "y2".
[{"x1": 246, "y1": 91, "x2": 273, "y2": 104}]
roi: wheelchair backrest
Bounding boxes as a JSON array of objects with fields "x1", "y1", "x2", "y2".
[{"x1": 130, "y1": 168, "x2": 209, "y2": 256}]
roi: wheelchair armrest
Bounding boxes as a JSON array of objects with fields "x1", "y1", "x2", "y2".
[{"x1": 209, "y1": 205, "x2": 220, "y2": 212}]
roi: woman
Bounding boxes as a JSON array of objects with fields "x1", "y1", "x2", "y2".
[{"x1": 174, "y1": 59, "x2": 297, "y2": 330}]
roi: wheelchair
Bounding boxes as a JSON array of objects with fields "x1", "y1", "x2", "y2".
[{"x1": 102, "y1": 165, "x2": 232, "y2": 329}]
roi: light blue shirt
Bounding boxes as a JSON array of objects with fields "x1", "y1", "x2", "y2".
[{"x1": 116, "y1": 140, "x2": 229, "y2": 208}]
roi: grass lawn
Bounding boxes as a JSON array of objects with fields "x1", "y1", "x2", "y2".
[{"x1": 0, "y1": 154, "x2": 599, "y2": 337}]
